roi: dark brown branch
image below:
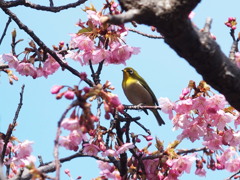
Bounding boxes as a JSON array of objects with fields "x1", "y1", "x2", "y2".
[
  {"x1": 0, "y1": 0, "x2": 88, "y2": 12},
  {"x1": 225, "y1": 170, "x2": 240, "y2": 180},
  {"x1": 0, "y1": 17, "x2": 11, "y2": 45},
  {"x1": 0, "y1": 6, "x2": 94, "y2": 87},
  {"x1": 1, "y1": 85, "x2": 25, "y2": 163},
  {"x1": 128, "y1": 28, "x2": 164, "y2": 39},
  {"x1": 177, "y1": 147, "x2": 207, "y2": 155},
  {"x1": 0, "y1": 64, "x2": 9, "y2": 70},
  {"x1": 9, "y1": 151, "x2": 109, "y2": 180},
  {"x1": 112, "y1": 0, "x2": 240, "y2": 111}
]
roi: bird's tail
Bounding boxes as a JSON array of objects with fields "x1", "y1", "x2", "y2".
[{"x1": 151, "y1": 109, "x2": 165, "y2": 126}]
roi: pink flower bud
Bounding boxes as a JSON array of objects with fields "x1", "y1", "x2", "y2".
[
  {"x1": 64, "y1": 169, "x2": 71, "y2": 176},
  {"x1": 64, "y1": 90, "x2": 75, "y2": 99},
  {"x1": 135, "y1": 137, "x2": 141, "y2": 143},
  {"x1": 51, "y1": 85, "x2": 63, "y2": 94},
  {"x1": 80, "y1": 72, "x2": 87, "y2": 80},
  {"x1": 145, "y1": 135, "x2": 153, "y2": 141}
]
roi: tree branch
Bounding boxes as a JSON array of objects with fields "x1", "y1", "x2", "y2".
[
  {"x1": 0, "y1": 17, "x2": 11, "y2": 46},
  {"x1": 0, "y1": 0, "x2": 88, "y2": 12},
  {"x1": 1, "y1": 85, "x2": 25, "y2": 163},
  {"x1": 112, "y1": 0, "x2": 240, "y2": 111}
]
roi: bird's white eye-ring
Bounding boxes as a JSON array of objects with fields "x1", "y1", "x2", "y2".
[{"x1": 128, "y1": 69, "x2": 133, "y2": 74}]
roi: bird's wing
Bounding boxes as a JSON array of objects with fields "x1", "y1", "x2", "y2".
[{"x1": 139, "y1": 78, "x2": 159, "y2": 106}]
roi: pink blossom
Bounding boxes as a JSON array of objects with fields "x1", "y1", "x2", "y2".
[
  {"x1": 202, "y1": 132, "x2": 223, "y2": 150},
  {"x1": 206, "y1": 94, "x2": 227, "y2": 111},
  {"x1": 174, "y1": 99, "x2": 193, "y2": 114},
  {"x1": 82, "y1": 143, "x2": 100, "y2": 156},
  {"x1": 195, "y1": 168, "x2": 206, "y2": 177},
  {"x1": 8, "y1": 140, "x2": 36, "y2": 169},
  {"x1": 64, "y1": 90, "x2": 75, "y2": 99},
  {"x1": 10, "y1": 155, "x2": 36, "y2": 168},
  {"x1": 42, "y1": 55, "x2": 60, "y2": 77},
  {"x1": 225, "y1": 158, "x2": 240, "y2": 172},
  {"x1": 67, "y1": 51, "x2": 84, "y2": 65},
  {"x1": 51, "y1": 85, "x2": 64, "y2": 94},
  {"x1": 177, "y1": 119, "x2": 205, "y2": 142},
  {"x1": 59, "y1": 130, "x2": 87, "y2": 151},
  {"x1": 116, "y1": 143, "x2": 134, "y2": 155},
  {"x1": 167, "y1": 154, "x2": 196, "y2": 175},
  {"x1": 13, "y1": 140, "x2": 34, "y2": 159},
  {"x1": 2, "y1": 53, "x2": 19, "y2": 68},
  {"x1": 179, "y1": 87, "x2": 190, "y2": 100},
  {"x1": 61, "y1": 117, "x2": 80, "y2": 130},
  {"x1": 92, "y1": 48, "x2": 110, "y2": 64},
  {"x1": 86, "y1": 10, "x2": 101, "y2": 26},
  {"x1": 209, "y1": 110, "x2": 234, "y2": 130},
  {"x1": 192, "y1": 96, "x2": 207, "y2": 115},
  {"x1": 172, "y1": 114, "x2": 191, "y2": 131},
  {"x1": 158, "y1": 97, "x2": 174, "y2": 119},
  {"x1": 16, "y1": 62, "x2": 37, "y2": 78},
  {"x1": 82, "y1": 51, "x2": 93, "y2": 64},
  {"x1": 70, "y1": 34, "x2": 95, "y2": 51},
  {"x1": 143, "y1": 159, "x2": 160, "y2": 179},
  {"x1": 97, "y1": 161, "x2": 121, "y2": 180},
  {"x1": 106, "y1": 43, "x2": 140, "y2": 65},
  {"x1": 102, "y1": 149, "x2": 117, "y2": 157},
  {"x1": 218, "y1": 147, "x2": 236, "y2": 164}
]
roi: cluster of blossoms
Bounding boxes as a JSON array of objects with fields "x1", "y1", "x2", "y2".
[
  {"x1": 1, "y1": 39, "x2": 61, "y2": 79},
  {"x1": 1, "y1": 1, "x2": 139, "y2": 81},
  {"x1": 0, "y1": 139, "x2": 35, "y2": 178},
  {"x1": 159, "y1": 80, "x2": 240, "y2": 177},
  {"x1": 51, "y1": 80, "x2": 124, "y2": 151},
  {"x1": 225, "y1": 17, "x2": 237, "y2": 30},
  {"x1": 67, "y1": 3, "x2": 140, "y2": 66}
]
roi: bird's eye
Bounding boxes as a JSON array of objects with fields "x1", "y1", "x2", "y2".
[{"x1": 128, "y1": 69, "x2": 133, "y2": 74}]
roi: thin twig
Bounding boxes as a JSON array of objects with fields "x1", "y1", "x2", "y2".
[
  {"x1": 124, "y1": 104, "x2": 161, "y2": 111},
  {"x1": 202, "y1": 17, "x2": 212, "y2": 34},
  {"x1": 1, "y1": 85, "x2": 25, "y2": 163},
  {"x1": 225, "y1": 170, "x2": 240, "y2": 180},
  {"x1": 49, "y1": 0, "x2": 54, "y2": 7},
  {"x1": 128, "y1": 28, "x2": 164, "y2": 39},
  {"x1": 177, "y1": 147, "x2": 207, "y2": 155},
  {"x1": 0, "y1": 17, "x2": 11, "y2": 45},
  {"x1": 54, "y1": 100, "x2": 78, "y2": 180}
]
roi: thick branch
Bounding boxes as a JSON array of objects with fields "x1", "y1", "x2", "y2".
[{"x1": 113, "y1": 0, "x2": 240, "y2": 111}]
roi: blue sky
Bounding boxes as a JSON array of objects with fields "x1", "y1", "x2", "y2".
[{"x1": 0, "y1": 0, "x2": 240, "y2": 179}]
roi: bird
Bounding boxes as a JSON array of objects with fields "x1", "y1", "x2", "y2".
[{"x1": 122, "y1": 67, "x2": 165, "y2": 126}]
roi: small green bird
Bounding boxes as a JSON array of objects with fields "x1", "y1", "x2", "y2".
[{"x1": 122, "y1": 67, "x2": 165, "y2": 126}]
